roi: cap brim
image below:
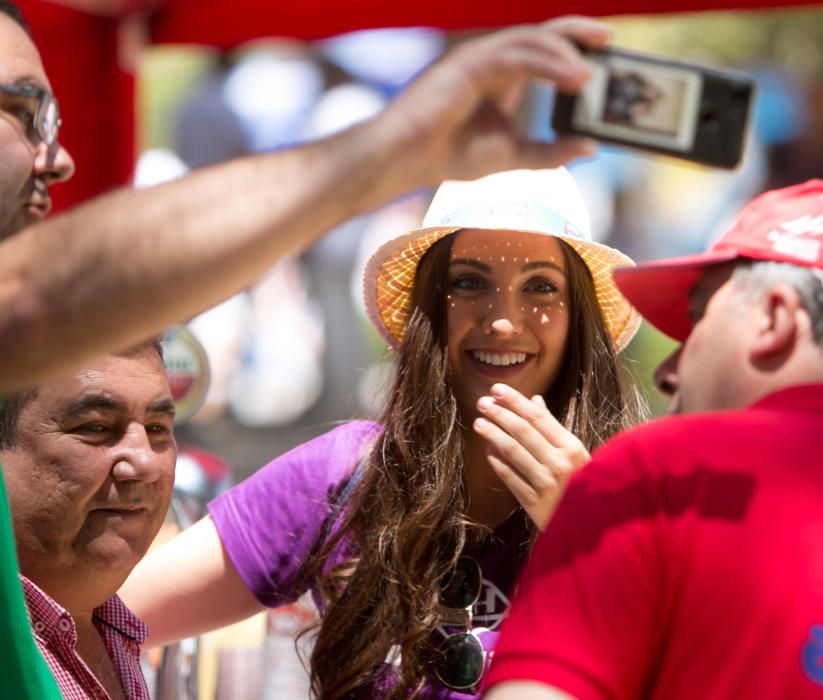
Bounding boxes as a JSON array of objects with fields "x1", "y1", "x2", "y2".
[{"x1": 613, "y1": 250, "x2": 738, "y2": 342}]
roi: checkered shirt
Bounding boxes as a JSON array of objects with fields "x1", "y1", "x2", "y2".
[{"x1": 20, "y1": 575, "x2": 150, "y2": 699}]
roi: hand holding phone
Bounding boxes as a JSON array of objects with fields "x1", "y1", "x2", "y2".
[{"x1": 551, "y1": 46, "x2": 755, "y2": 169}]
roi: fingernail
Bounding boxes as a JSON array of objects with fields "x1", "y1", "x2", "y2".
[
  {"x1": 478, "y1": 396, "x2": 495, "y2": 411},
  {"x1": 583, "y1": 138, "x2": 597, "y2": 154},
  {"x1": 575, "y1": 137, "x2": 597, "y2": 156},
  {"x1": 490, "y1": 384, "x2": 509, "y2": 398},
  {"x1": 474, "y1": 417, "x2": 489, "y2": 431}
]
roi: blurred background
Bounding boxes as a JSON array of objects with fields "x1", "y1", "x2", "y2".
[
  {"x1": 133, "y1": 8, "x2": 823, "y2": 462},
  {"x1": 18, "y1": 1, "x2": 823, "y2": 697}
]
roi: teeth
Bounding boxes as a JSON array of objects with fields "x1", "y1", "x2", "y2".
[{"x1": 472, "y1": 351, "x2": 527, "y2": 367}]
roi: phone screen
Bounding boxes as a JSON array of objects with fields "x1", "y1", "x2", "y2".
[{"x1": 570, "y1": 52, "x2": 704, "y2": 155}]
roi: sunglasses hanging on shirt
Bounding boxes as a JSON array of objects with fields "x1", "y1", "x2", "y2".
[{"x1": 433, "y1": 555, "x2": 486, "y2": 692}]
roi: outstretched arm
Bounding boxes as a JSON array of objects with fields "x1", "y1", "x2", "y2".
[
  {"x1": 119, "y1": 516, "x2": 265, "y2": 647},
  {"x1": 0, "y1": 16, "x2": 609, "y2": 392}
]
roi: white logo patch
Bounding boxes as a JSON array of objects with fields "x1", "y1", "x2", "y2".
[
  {"x1": 767, "y1": 214, "x2": 823, "y2": 263},
  {"x1": 472, "y1": 578, "x2": 511, "y2": 631}
]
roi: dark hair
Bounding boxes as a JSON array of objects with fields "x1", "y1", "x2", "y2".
[
  {"x1": 0, "y1": 1, "x2": 29, "y2": 33},
  {"x1": 0, "y1": 389, "x2": 38, "y2": 450},
  {"x1": 304, "y1": 234, "x2": 646, "y2": 698},
  {"x1": 0, "y1": 339, "x2": 165, "y2": 450}
]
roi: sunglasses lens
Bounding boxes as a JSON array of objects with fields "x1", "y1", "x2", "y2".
[
  {"x1": 434, "y1": 632, "x2": 484, "y2": 691},
  {"x1": 440, "y1": 556, "x2": 482, "y2": 610}
]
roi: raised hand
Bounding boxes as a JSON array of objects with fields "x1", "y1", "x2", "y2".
[
  {"x1": 377, "y1": 15, "x2": 611, "y2": 192},
  {"x1": 473, "y1": 382, "x2": 590, "y2": 531}
]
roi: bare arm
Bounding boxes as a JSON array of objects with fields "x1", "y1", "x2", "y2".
[
  {"x1": 119, "y1": 516, "x2": 265, "y2": 647},
  {"x1": 485, "y1": 681, "x2": 577, "y2": 700},
  {"x1": 0, "y1": 16, "x2": 609, "y2": 392}
]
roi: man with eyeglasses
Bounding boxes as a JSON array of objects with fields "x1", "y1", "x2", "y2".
[
  {"x1": 0, "y1": 0, "x2": 611, "y2": 696},
  {"x1": 0, "y1": 6, "x2": 605, "y2": 396},
  {"x1": 0, "y1": 26, "x2": 73, "y2": 240}
]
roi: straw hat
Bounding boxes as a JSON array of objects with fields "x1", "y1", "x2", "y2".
[{"x1": 363, "y1": 168, "x2": 641, "y2": 352}]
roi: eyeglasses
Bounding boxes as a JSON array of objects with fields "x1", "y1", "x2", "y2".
[
  {"x1": 0, "y1": 83, "x2": 62, "y2": 147},
  {"x1": 433, "y1": 556, "x2": 486, "y2": 692}
]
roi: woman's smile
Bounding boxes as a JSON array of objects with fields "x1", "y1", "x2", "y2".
[{"x1": 466, "y1": 349, "x2": 534, "y2": 379}]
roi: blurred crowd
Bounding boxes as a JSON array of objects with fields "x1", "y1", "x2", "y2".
[{"x1": 129, "y1": 11, "x2": 823, "y2": 482}]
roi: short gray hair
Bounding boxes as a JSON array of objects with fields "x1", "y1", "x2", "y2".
[{"x1": 731, "y1": 260, "x2": 823, "y2": 346}]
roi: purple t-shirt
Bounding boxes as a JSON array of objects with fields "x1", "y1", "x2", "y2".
[{"x1": 209, "y1": 420, "x2": 530, "y2": 698}]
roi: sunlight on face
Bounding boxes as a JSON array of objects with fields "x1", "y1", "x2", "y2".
[{"x1": 445, "y1": 229, "x2": 571, "y2": 418}]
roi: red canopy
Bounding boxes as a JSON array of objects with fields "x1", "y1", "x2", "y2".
[
  {"x1": 149, "y1": 0, "x2": 821, "y2": 45},
  {"x1": 16, "y1": 0, "x2": 821, "y2": 211}
]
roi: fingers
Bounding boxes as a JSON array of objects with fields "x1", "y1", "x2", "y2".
[
  {"x1": 473, "y1": 383, "x2": 591, "y2": 530},
  {"x1": 514, "y1": 136, "x2": 598, "y2": 170},
  {"x1": 379, "y1": 15, "x2": 609, "y2": 187},
  {"x1": 472, "y1": 28, "x2": 593, "y2": 94},
  {"x1": 485, "y1": 447, "x2": 553, "y2": 514},
  {"x1": 474, "y1": 410, "x2": 556, "y2": 492},
  {"x1": 543, "y1": 15, "x2": 613, "y2": 50},
  {"x1": 486, "y1": 383, "x2": 584, "y2": 452},
  {"x1": 476, "y1": 397, "x2": 551, "y2": 470}
]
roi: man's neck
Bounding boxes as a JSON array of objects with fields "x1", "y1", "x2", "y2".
[
  {"x1": 21, "y1": 564, "x2": 120, "y2": 626},
  {"x1": 22, "y1": 568, "x2": 128, "y2": 700}
]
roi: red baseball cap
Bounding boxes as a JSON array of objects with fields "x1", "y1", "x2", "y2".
[{"x1": 613, "y1": 180, "x2": 823, "y2": 341}]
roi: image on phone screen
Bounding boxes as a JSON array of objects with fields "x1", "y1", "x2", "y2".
[{"x1": 571, "y1": 53, "x2": 703, "y2": 154}]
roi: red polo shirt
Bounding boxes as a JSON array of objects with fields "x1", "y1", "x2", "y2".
[{"x1": 486, "y1": 385, "x2": 823, "y2": 699}]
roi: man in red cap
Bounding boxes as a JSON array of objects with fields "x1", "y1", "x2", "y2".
[{"x1": 482, "y1": 180, "x2": 823, "y2": 700}]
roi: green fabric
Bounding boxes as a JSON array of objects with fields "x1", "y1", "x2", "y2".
[{"x1": 0, "y1": 470, "x2": 62, "y2": 698}]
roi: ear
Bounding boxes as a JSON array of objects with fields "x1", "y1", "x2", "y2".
[{"x1": 750, "y1": 283, "x2": 802, "y2": 362}]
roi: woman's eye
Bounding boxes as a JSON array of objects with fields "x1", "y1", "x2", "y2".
[
  {"x1": 524, "y1": 278, "x2": 559, "y2": 295},
  {"x1": 451, "y1": 275, "x2": 487, "y2": 292}
]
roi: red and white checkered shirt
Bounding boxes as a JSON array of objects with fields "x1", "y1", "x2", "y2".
[{"x1": 20, "y1": 575, "x2": 150, "y2": 700}]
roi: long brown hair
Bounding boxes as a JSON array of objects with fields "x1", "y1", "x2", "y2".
[{"x1": 306, "y1": 234, "x2": 645, "y2": 698}]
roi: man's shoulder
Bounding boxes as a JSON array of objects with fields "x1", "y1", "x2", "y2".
[
  {"x1": 578, "y1": 409, "x2": 760, "y2": 492},
  {"x1": 595, "y1": 387, "x2": 823, "y2": 467},
  {"x1": 592, "y1": 411, "x2": 725, "y2": 463}
]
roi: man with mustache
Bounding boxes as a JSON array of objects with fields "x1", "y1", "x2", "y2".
[{"x1": 1, "y1": 341, "x2": 176, "y2": 699}]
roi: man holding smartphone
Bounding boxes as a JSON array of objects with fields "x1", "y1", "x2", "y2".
[{"x1": 0, "y1": 1, "x2": 609, "y2": 696}]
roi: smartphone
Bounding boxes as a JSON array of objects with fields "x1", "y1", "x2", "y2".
[{"x1": 551, "y1": 46, "x2": 755, "y2": 169}]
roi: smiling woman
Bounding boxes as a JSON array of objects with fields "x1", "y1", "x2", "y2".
[{"x1": 121, "y1": 168, "x2": 647, "y2": 700}]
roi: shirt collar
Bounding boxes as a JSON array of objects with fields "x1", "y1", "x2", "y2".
[
  {"x1": 20, "y1": 575, "x2": 148, "y2": 646},
  {"x1": 749, "y1": 383, "x2": 823, "y2": 414}
]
